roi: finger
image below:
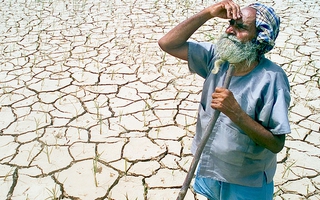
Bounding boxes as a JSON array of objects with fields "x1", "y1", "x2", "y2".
[
  {"x1": 224, "y1": 4, "x2": 234, "y2": 19},
  {"x1": 211, "y1": 101, "x2": 222, "y2": 110},
  {"x1": 211, "y1": 91, "x2": 221, "y2": 99},
  {"x1": 214, "y1": 87, "x2": 227, "y2": 93},
  {"x1": 231, "y1": 3, "x2": 241, "y2": 19},
  {"x1": 226, "y1": 1, "x2": 241, "y2": 19}
]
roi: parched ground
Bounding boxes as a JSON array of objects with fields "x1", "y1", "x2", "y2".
[{"x1": 0, "y1": 0, "x2": 319, "y2": 199}]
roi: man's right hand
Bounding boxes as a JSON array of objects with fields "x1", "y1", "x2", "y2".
[{"x1": 207, "y1": 0, "x2": 242, "y2": 20}]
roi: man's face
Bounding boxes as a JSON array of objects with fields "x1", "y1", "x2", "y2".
[
  {"x1": 225, "y1": 7, "x2": 257, "y2": 43},
  {"x1": 214, "y1": 7, "x2": 258, "y2": 68}
]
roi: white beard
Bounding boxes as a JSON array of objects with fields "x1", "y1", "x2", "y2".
[{"x1": 212, "y1": 34, "x2": 258, "y2": 74}]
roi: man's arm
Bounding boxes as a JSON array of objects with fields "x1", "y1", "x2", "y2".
[
  {"x1": 158, "y1": 0, "x2": 241, "y2": 61},
  {"x1": 211, "y1": 87, "x2": 286, "y2": 153}
]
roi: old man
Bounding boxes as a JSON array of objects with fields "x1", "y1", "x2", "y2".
[{"x1": 158, "y1": 0, "x2": 291, "y2": 199}]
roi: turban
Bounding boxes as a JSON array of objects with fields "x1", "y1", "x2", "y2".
[{"x1": 248, "y1": 3, "x2": 280, "y2": 54}]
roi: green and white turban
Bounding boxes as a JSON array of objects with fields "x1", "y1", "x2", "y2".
[{"x1": 249, "y1": 3, "x2": 280, "y2": 54}]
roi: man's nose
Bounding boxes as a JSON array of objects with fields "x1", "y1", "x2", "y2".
[{"x1": 225, "y1": 26, "x2": 235, "y2": 35}]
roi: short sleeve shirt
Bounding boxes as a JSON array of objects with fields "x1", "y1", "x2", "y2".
[{"x1": 188, "y1": 41, "x2": 291, "y2": 187}]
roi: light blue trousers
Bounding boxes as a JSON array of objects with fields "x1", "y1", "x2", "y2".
[{"x1": 193, "y1": 175, "x2": 274, "y2": 200}]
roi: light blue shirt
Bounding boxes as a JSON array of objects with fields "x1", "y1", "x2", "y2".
[{"x1": 188, "y1": 41, "x2": 291, "y2": 187}]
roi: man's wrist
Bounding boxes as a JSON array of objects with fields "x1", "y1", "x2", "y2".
[
  {"x1": 232, "y1": 108, "x2": 248, "y2": 125},
  {"x1": 201, "y1": 7, "x2": 215, "y2": 20}
]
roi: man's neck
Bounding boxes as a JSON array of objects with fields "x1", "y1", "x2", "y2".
[{"x1": 233, "y1": 60, "x2": 259, "y2": 76}]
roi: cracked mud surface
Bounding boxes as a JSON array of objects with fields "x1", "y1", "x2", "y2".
[{"x1": 0, "y1": 0, "x2": 319, "y2": 199}]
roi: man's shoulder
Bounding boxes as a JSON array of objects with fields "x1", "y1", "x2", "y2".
[
  {"x1": 260, "y1": 57, "x2": 281, "y2": 67},
  {"x1": 257, "y1": 57, "x2": 290, "y2": 89},
  {"x1": 259, "y1": 57, "x2": 288, "y2": 75},
  {"x1": 188, "y1": 41, "x2": 215, "y2": 52}
]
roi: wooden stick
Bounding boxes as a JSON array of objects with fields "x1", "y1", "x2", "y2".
[{"x1": 177, "y1": 65, "x2": 235, "y2": 200}]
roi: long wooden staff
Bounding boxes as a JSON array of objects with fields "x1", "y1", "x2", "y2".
[{"x1": 177, "y1": 65, "x2": 235, "y2": 200}]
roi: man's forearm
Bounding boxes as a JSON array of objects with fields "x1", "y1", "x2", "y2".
[
  {"x1": 158, "y1": 8, "x2": 212, "y2": 60},
  {"x1": 233, "y1": 110, "x2": 285, "y2": 154},
  {"x1": 159, "y1": 9, "x2": 212, "y2": 49},
  {"x1": 212, "y1": 88, "x2": 286, "y2": 154}
]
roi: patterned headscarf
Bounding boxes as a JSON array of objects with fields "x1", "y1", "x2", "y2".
[{"x1": 248, "y1": 3, "x2": 280, "y2": 55}]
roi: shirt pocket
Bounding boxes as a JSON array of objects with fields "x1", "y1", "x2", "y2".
[
  {"x1": 197, "y1": 103, "x2": 213, "y2": 132},
  {"x1": 210, "y1": 122, "x2": 251, "y2": 167}
]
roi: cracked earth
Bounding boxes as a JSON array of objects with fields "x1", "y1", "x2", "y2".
[{"x1": 0, "y1": 0, "x2": 319, "y2": 199}]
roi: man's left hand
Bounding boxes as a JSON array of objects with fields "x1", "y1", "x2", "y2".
[{"x1": 211, "y1": 87, "x2": 242, "y2": 121}]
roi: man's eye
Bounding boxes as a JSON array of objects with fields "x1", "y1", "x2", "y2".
[
  {"x1": 229, "y1": 19, "x2": 246, "y2": 30},
  {"x1": 237, "y1": 24, "x2": 245, "y2": 29}
]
